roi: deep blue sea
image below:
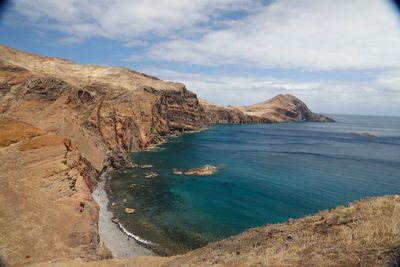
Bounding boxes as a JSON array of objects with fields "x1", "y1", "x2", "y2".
[{"x1": 109, "y1": 114, "x2": 400, "y2": 254}]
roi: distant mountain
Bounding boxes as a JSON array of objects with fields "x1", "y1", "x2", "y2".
[
  {"x1": 237, "y1": 93, "x2": 334, "y2": 122},
  {"x1": 200, "y1": 94, "x2": 334, "y2": 124}
]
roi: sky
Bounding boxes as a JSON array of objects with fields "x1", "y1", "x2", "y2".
[{"x1": 0, "y1": 0, "x2": 400, "y2": 116}]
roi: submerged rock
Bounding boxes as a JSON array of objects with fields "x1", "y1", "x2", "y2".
[
  {"x1": 140, "y1": 164, "x2": 153, "y2": 169},
  {"x1": 173, "y1": 165, "x2": 219, "y2": 176},
  {"x1": 172, "y1": 169, "x2": 183, "y2": 175},
  {"x1": 124, "y1": 208, "x2": 135, "y2": 214},
  {"x1": 362, "y1": 132, "x2": 376, "y2": 138},
  {"x1": 144, "y1": 172, "x2": 158, "y2": 179},
  {"x1": 352, "y1": 132, "x2": 377, "y2": 138},
  {"x1": 122, "y1": 198, "x2": 128, "y2": 203}
]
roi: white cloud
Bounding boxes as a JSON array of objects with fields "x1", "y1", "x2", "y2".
[
  {"x1": 11, "y1": 0, "x2": 260, "y2": 40},
  {"x1": 143, "y1": 67, "x2": 400, "y2": 115},
  {"x1": 144, "y1": 0, "x2": 400, "y2": 70},
  {"x1": 10, "y1": 0, "x2": 400, "y2": 69}
]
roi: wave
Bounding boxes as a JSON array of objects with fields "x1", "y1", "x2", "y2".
[{"x1": 118, "y1": 223, "x2": 157, "y2": 246}]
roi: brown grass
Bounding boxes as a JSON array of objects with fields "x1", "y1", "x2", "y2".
[
  {"x1": 32, "y1": 195, "x2": 400, "y2": 267},
  {"x1": 163, "y1": 195, "x2": 400, "y2": 267}
]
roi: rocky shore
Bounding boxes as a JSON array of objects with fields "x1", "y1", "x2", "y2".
[
  {"x1": 3, "y1": 44, "x2": 398, "y2": 267},
  {"x1": 92, "y1": 174, "x2": 153, "y2": 258}
]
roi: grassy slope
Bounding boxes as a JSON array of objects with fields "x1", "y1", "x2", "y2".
[{"x1": 33, "y1": 195, "x2": 400, "y2": 267}]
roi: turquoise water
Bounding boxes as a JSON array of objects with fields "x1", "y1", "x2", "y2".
[{"x1": 109, "y1": 115, "x2": 400, "y2": 254}]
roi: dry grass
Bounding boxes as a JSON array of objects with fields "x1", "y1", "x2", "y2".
[
  {"x1": 32, "y1": 195, "x2": 400, "y2": 267},
  {"x1": 163, "y1": 195, "x2": 400, "y2": 267}
]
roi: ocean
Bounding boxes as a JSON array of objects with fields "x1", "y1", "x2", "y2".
[{"x1": 108, "y1": 114, "x2": 400, "y2": 254}]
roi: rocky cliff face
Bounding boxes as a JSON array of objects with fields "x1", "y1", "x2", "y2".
[
  {"x1": 0, "y1": 45, "x2": 206, "y2": 172},
  {"x1": 0, "y1": 119, "x2": 107, "y2": 266},
  {"x1": 0, "y1": 45, "x2": 207, "y2": 266},
  {"x1": 0, "y1": 45, "x2": 336, "y2": 266}
]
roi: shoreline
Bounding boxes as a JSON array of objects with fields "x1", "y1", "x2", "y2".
[{"x1": 92, "y1": 173, "x2": 154, "y2": 258}]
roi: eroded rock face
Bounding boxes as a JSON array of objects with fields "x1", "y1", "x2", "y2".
[
  {"x1": 0, "y1": 119, "x2": 103, "y2": 266},
  {"x1": 0, "y1": 45, "x2": 207, "y2": 265},
  {"x1": 0, "y1": 45, "x2": 207, "y2": 172}
]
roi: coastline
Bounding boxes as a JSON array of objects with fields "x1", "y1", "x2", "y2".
[
  {"x1": 90, "y1": 128, "x2": 210, "y2": 258},
  {"x1": 92, "y1": 173, "x2": 154, "y2": 258}
]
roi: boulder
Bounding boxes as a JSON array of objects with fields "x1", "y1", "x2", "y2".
[{"x1": 124, "y1": 208, "x2": 135, "y2": 214}]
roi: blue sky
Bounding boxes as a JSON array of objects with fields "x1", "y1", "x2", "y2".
[{"x1": 1, "y1": 0, "x2": 400, "y2": 115}]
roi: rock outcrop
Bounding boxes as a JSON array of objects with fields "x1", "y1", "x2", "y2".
[{"x1": 173, "y1": 165, "x2": 219, "y2": 176}]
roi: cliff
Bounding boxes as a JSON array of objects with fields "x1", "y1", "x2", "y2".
[
  {"x1": 0, "y1": 119, "x2": 107, "y2": 266},
  {"x1": 0, "y1": 45, "x2": 208, "y2": 266},
  {"x1": 0, "y1": 45, "x2": 207, "y2": 172}
]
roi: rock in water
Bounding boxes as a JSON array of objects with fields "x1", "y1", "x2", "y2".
[
  {"x1": 140, "y1": 164, "x2": 153, "y2": 169},
  {"x1": 145, "y1": 172, "x2": 158, "y2": 178},
  {"x1": 173, "y1": 165, "x2": 219, "y2": 176},
  {"x1": 124, "y1": 208, "x2": 135, "y2": 214},
  {"x1": 172, "y1": 169, "x2": 183, "y2": 175}
]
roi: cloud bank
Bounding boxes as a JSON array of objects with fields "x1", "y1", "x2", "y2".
[{"x1": 10, "y1": 0, "x2": 400, "y2": 70}]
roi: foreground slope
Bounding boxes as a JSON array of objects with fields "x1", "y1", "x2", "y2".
[
  {"x1": 34, "y1": 195, "x2": 400, "y2": 267},
  {"x1": 0, "y1": 119, "x2": 108, "y2": 266}
]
